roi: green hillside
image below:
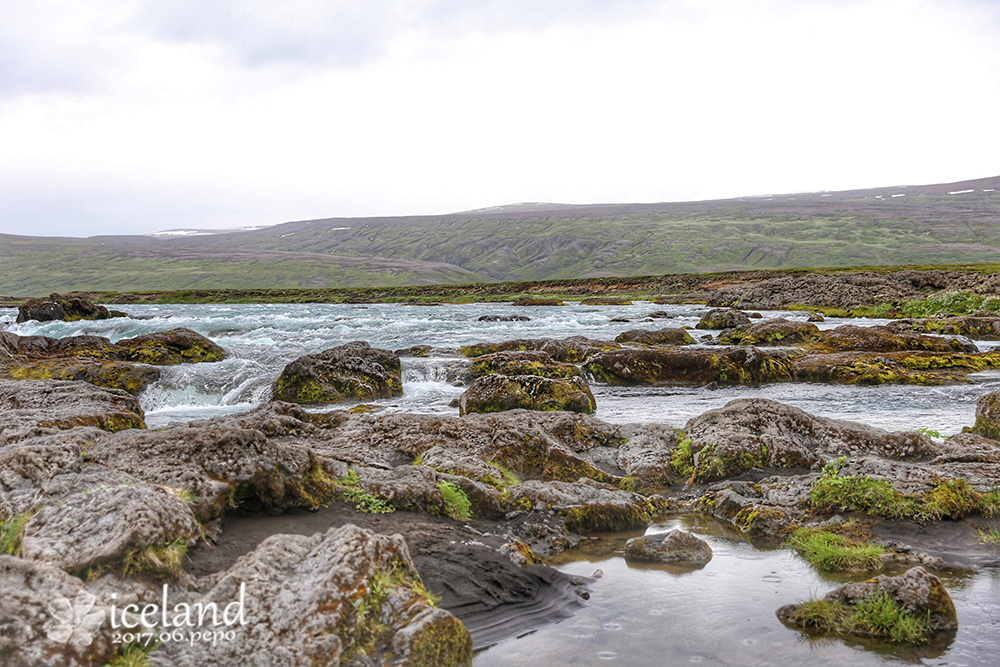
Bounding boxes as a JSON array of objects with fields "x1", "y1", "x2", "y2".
[{"x1": 2, "y1": 175, "x2": 998, "y2": 296}]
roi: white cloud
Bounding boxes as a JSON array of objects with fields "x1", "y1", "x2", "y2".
[{"x1": 1, "y1": 0, "x2": 999, "y2": 235}]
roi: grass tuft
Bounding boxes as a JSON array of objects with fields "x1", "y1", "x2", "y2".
[
  {"x1": 786, "y1": 527, "x2": 884, "y2": 572},
  {"x1": 438, "y1": 482, "x2": 472, "y2": 520}
]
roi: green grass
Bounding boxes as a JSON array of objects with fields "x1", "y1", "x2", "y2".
[
  {"x1": 103, "y1": 640, "x2": 160, "y2": 667},
  {"x1": 438, "y1": 482, "x2": 472, "y2": 520},
  {"x1": 0, "y1": 509, "x2": 39, "y2": 556},
  {"x1": 855, "y1": 290, "x2": 1000, "y2": 318},
  {"x1": 338, "y1": 469, "x2": 395, "y2": 514},
  {"x1": 808, "y1": 458, "x2": 1000, "y2": 521},
  {"x1": 119, "y1": 539, "x2": 189, "y2": 578},
  {"x1": 977, "y1": 527, "x2": 1000, "y2": 545},
  {"x1": 785, "y1": 527, "x2": 884, "y2": 572},
  {"x1": 788, "y1": 592, "x2": 932, "y2": 644}
]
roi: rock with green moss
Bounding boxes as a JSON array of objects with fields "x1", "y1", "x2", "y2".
[
  {"x1": 18, "y1": 484, "x2": 200, "y2": 575},
  {"x1": 888, "y1": 314, "x2": 1000, "y2": 340},
  {"x1": 815, "y1": 324, "x2": 977, "y2": 353},
  {"x1": 792, "y1": 350, "x2": 1000, "y2": 385},
  {"x1": 460, "y1": 336, "x2": 620, "y2": 362},
  {"x1": 718, "y1": 318, "x2": 821, "y2": 346},
  {"x1": 512, "y1": 298, "x2": 563, "y2": 306},
  {"x1": 15, "y1": 293, "x2": 125, "y2": 323},
  {"x1": 0, "y1": 555, "x2": 122, "y2": 666},
  {"x1": 972, "y1": 391, "x2": 1000, "y2": 441},
  {"x1": 160, "y1": 524, "x2": 473, "y2": 666},
  {"x1": 580, "y1": 297, "x2": 633, "y2": 305},
  {"x1": 0, "y1": 328, "x2": 224, "y2": 394},
  {"x1": 614, "y1": 328, "x2": 695, "y2": 346},
  {"x1": 624, "y1": 529, "x2": 712, "y2": 565},
  {"x1": 777, "y1": 566, "x2": 957, "y2": 641},
  {"x1": 465, "y1": 350, "x2": 584, "y2": 381},
  {"x1": 273, "y1": 341, "x2": 402, "y2": 405},
  {"x1": 112, "y1": 327, "x2": 226, "y2": 364},
  {"x1": 681, "y1": 398, "x2": 939, "y2": 483},
  {"x1": 509, "y1": 478, "x2": 657, "y2": 532},
  {"x1": 584, "y1": 346, "x2": 793, "y2": 385},
  {"x1": 459, "y1": 374, "x2": 596, "y2": 415},
  {"x1": 695, "y1": 308, "x2": 751, "y2": 330},
  {"x1": 0, "y1": 379, "x2": 145, "y2": 445}
]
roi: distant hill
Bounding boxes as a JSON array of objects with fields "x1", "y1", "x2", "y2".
[{"x1": 1, "y1": 175, "x2": 999, "y2": 295}]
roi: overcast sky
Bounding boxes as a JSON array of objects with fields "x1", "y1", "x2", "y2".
[{"x1": 2, "y1": 0, "x2": 999, "y2": 237}]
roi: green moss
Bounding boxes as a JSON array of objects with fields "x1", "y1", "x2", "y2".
[
  {"x1": 787, "y1": 592, "x2": 932, "y2": 644},
  {"x1": 0, "y1": 509, "x2": 39, "y2": 556},
  {"x1": 786, "y1": 527, "x2": 885, "y2": 572},
  {"x1": 438, "y1": 482, "x2": 472, "y2": 520},
  {"x1": 669, "y1": 435, "x2": 695, "y2": 481},
  {"x1": 300, "y1": 463, "x2": 339, "y2": 508},
  {"x1": 559, "y1": 503, "x2": 652, "y2": 533},
  {"x1": 337, "y1": 469, "x2": 395, "y2": 514},
  {"x1": 809, "y1": 458, "x2": 994, "y2": 521},
  {"x1": 103, "y1": 640, "x2": 159, "y2": 667}
]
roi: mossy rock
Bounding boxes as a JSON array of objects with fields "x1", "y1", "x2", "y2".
[
  {"x1": 113, "y1": 328, "x2": 226, "y2": 364},
  {"x1": 511, "y1": 298, "x2": 564, "y2": 306},
  {"x1": 792, "y1": 351, "x2": 1000, "y2": 385},
  {"x1": 273, "y1": 341, "x2": 403, "y2": 405},
  {"x1": 580, "y1": 297, "x2": 633, "y2": 305},
  {"x1": 719, "y1": 318, "x2": 821, "y2": 346},
  {"x1": 584, "y1": 346, "x2": 792, "y2": 386},
  {"x1": 460, "y1": 337, "x2": 619, "y2": 362},
  {"x1": 1, "y1": 359, "x2": 161, "y2": 395},
  {"x1": 696, "y1": 308, "x2": 751, "y2": 330},
  {"x1": 465, "y1": 351, "x2": 583, "y2": 381},
  {"x1": 15, "y1": 293, "x2": 123, "y2": 323},
  {"x1": 614, "y1": 328, "x2": 695, "y2": 346},
  {"x1": 459, "y1": 374, "x2": 596, "y2": 415},
  {"x1": 973, "y1": 391, "x2": 1000, "y2": 441},
  {"x1": 815, "y1": 324, "x2": 976, "y2": 353}
]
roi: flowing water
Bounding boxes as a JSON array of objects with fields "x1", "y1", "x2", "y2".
[{"x1": 3, "y1": 301, "x2": 1000, "y2": 665}]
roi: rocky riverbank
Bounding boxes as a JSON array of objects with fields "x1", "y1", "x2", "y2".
[{"x1": 5, "y1": 300, "x2": 1000, "y2": 664}]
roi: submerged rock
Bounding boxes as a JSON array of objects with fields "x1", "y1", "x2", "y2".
[
  {"x1": 273, "y1": 341, "x2": 402, "y2": 405},
  {"x1": 16, "y1": 293, "x2": 125, "y2": 324},
  {"x1": 459, "y1": 374, "x2": 596, "y2": 415},
  {"x1": 624, "y1": 529, "x2": 712, "y2": 565}
]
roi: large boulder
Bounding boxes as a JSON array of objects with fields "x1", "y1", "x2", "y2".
[
  {"x1": 680, "y1": 398, "x2": 939, "y2": 483},
  {"x1": 718, "y1": 318, "x2": 821, "y2": 346},
  {"x1": 158, "y1": 525, "x2": 473, "y2": 667},
  {"x1": 584, "y1": 346, "x2": 792, "y2": 385},
  {"x1": 112, "y1": 328, "x2": 227, "y2": 364},
  {"x1": 459, "y1": 375, "x2": 596, "y2": 415},
  {"x1": 624, "y1": 529, "x2": 712, "y2": 565},
  {"x1": 272, "y1": 341, "x2": 402, "y2": 405},
  {"x1": 695, "y1": 308, "x2": 751, "y2": 330},
  {"x1": 0, "y1": 379, "x2": 145, "y2": 445},
  {"x1": 888, "y1": 314, "x2": 1000, "y2": 340},
  {"x1": 614, "y1": 328, "x2": 695, "y2": 346},
  {"x1": 15, "y1": 293, "x2": 124, "y2": 324}
]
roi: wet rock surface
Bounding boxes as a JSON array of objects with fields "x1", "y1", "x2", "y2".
[
  {"x1": 623, "y1": 529, "x2": 712, "y2": 565},
  {"x1": 718, "y1": 318, "x2": 820, "y2": 346},
  {"x1": 459, "y1": 374, "x2": 597, "y2": 415},
  {"x1": 614, "y1": 327, "x2": 695, "y2": 346},
  {"x1": 696, "y1": 308, "x2": 751, "y2": 330}
]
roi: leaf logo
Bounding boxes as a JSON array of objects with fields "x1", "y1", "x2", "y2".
[{"x1": 43, "y1": 591, "x2": 105, "y2": 646}]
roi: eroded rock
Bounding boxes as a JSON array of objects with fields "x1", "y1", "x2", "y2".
[
  {"x1": 623, "y1": 529, "x2": 712, "y2": 565},
  {"x1": 272, "y1": 341, "x2": 402, "y2": 405},
  {"x1": 459, "y1": 375, "x2": 596, "y2": 415}
]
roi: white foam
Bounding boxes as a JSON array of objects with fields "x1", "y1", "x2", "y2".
[{"x1": 948, "y1": 189, "x2": 975, "y2": 195}]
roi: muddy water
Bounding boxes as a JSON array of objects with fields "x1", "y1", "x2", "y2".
[{"x1": 475, "y1": 515, "x2": 1000, "y2": 667}]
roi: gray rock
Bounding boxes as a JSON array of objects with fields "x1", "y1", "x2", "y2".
[
  {"x1": 624, "y1": 529, "x2": 712, "y2": 564},
  {"x1": 0, "y1": 379, "x2": 145, "y2": 446},
  {"x1": 510, "y1": 478, "x2": 655, "y2": 532},
  {"x1": 695, "y1": 308, "x2": 751, "y2": 330},
  {"x1": 0, "y1": 555, "x2": 120, "y2": 667},
  {"x1": 20, "y1": 484, "x2": 200, "y2": 573},
  {"x1": 158, "y1": 524, "x2": 472, "y2": 667}
]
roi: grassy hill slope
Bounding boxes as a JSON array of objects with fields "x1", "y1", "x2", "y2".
[{"x1": 2, "y1": 175, "x2": 999, "y2": 295}]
